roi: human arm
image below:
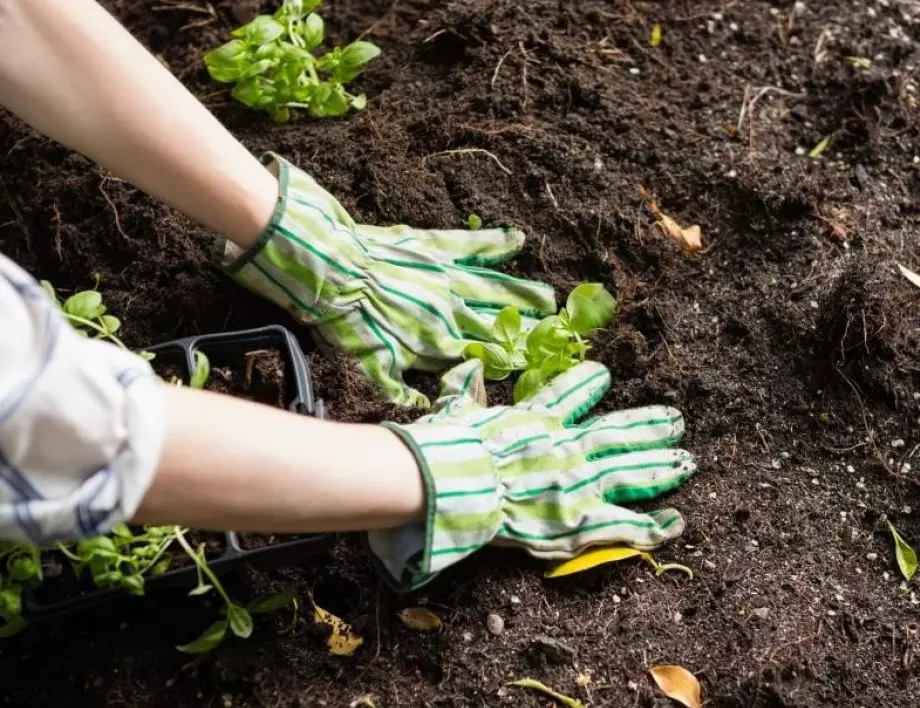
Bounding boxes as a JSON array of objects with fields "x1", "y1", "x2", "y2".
[{"x1": 0, "y1": 0, "x2": 275, "y2": 249}]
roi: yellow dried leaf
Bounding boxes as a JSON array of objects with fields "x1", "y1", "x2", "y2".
[
  {"x1": 898, "y1": 263, "x2": 920, "y2": 290},
  {"x1": 349, "y1": 696, "x2": 377, "y2": 708},
  {"x1": 809, "y1": 134, "x2": 832, "y2": 158},
  {"x1": 545, "y1": 545, "x2": 651, "y2": 578},
  {"x1": 398, "y1": 607, "x2": 443, "y2": 631},
  {"x1": 308, "y1": 592, "x2": 364, "y2": 657},
  {"x1": 649, "y1": 665, "x2": 702, "y2": 708},
  {"x1": 650, "y1": 24, "x2": 663, "y2": 47},
  {"x1": 656, "y1": 213, "x2": 703, "y2": 253},
  {"x1": 508, "y1": 679, "x2": 585, "y2": 708}
]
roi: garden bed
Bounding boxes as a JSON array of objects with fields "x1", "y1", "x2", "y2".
[{"x1": 1, "y1": 0, "x2": 918, "y2": 706}]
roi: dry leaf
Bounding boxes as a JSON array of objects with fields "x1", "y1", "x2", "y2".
[
  {"x1": 656, "y1": 213, "x2": 704, "y2": 253},
  {"x1": 398, "y1": 607, "x2": 443, "y2": 631},
  {"x1": 649, "y1": 665, "x2": 702, "y2": 708},
  {"x1": 545, "y1": 546, "x2": 651, "y2": 578},
  {"x1": 898, "y1": 263, "x2": 920, "y2": 290},
  {"x1": 308, "y1": 592, "x2": 364, "y2": 656},
  {"x1": 508, "y1": 679, "x2": 585, "y2": 708},
  {"x1": 349, "y1": 697, "x2": 377, "y2": 708}
]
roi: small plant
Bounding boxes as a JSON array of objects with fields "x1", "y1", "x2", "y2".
[
  {"x1": 204, "y1": 0, "x2": 381, "y2": 122},
  {"x1": 467, "y1": 213, "x2": 483, "y2": 230},
  {"x1": 0, "y1": 282, "x2": 296, "y2": 649},
  {"x1": 462, "y1": 283, "x2": 618, "y2": 402}
]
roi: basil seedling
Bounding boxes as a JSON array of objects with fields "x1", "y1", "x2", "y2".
[{"x1": 205, "y1": 0, "x2": 381, "y2": 122}]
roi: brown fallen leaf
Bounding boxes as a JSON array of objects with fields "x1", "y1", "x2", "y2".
[
  {"x1": 649, "y1": 665, "x2": 702, "y2": 708},
  {"x1": 508, "y1": 679, "x2": 585, "y2": 708},
  {"x1": 308, "y1": 591, "x2": 364, "y2": 657},
  {"x1": 641, "y1": 190, "x2": 704, "y2": 254},
  {"x1": 398, "y1": 607, "x2": 443, "y2": 631}
]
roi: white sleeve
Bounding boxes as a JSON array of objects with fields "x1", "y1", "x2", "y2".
[{"x1": 0, "y1": 252, "x2": 166, "y2": 543}]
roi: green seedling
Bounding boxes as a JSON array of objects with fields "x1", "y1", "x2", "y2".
[
  {"x1": 204, "y1": 0, "x2": 381, "y2": 122},
  {"x1": 1, "y1": 281, "x2": 291, "y2": 652},
  {"x1": 174, "y1": 531, "x2": 298, "y2": 653},
  {"x1": 467, "y1": 213, "x2": 483, "y2": 230},
  {"x1": 0, "y1": 542, "x2": 42, "y2": 637},
  {"x1": 462, "y1": 283, "x2": 618, "y2": 402}
]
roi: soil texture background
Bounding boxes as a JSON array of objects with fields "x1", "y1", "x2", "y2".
[{"x1": 1, "y1": 1, "x2": 919, "y2": 706}]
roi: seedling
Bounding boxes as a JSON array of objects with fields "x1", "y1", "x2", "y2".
[
  {"x1": 462, "y1": 283, "x2": 618, "y2": 402},
  {"x1": 0, "y1": 282, "x2": 300, "y2": 650},
  {"x1": 204, "y1": 0, "x2": 381, "y2": 122},
  {"x1": 467, "y1": 213, "x2": 483, "y2": 230}
]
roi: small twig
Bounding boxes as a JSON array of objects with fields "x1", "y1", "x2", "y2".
[
  {"x1": 737, "y1": 85, "x2": 807, "y2": 133},
  {"x1": 422, "y1": 148, "x2": 513, "y2": 175},
  {"x1": 98, "y1": 183, "x2": 130, "y2": 241},
  {"x1": 52, "y1": 201, "x2": 63, "y2": 261},
  {"x1": 151, "y1": 2, "x2": 214, "y2": 15},
  {"x1": 358, "y1": 0, "x2": 400, "y2": 40},
  {"x1": 491, "y1": 48, "x2": 514, "y2": 88},
  {"x1": 545, "y1": 182, "x2": 560, "y2": 210}
]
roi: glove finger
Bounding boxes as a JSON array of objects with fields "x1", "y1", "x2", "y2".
[
  {"x1": 358, "y1": 224, "x2": 526, "y2": 265},
  {"x1": 433, "y1": 360, "x2": 487, "y2": 415},
  {"x1": 522, "y1": 361, "x2": 610, "y2": 424},
  {"x1": 564, "y1": 406, "x2": 685, "y2": 458},
  {"x1": 446, "y1": 263, "x2": 556, "y2": 318},
  {"x1": 578, "y1": 448, "x2": 696, "y2": 505},
  {"x1": 498, "y1": 504, "x2": 685, "y2": 558}
]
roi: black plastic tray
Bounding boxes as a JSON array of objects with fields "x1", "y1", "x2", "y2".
[{"x1": 22, "y1": 325, "x2": 334, "y2": 621}]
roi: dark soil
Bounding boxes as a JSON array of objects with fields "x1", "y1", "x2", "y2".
[{"x1": 1, "y1": 0, "x2": 919, "y2": 707}]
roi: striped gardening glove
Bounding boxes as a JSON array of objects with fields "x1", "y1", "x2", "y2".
[
  {"x1": 213, "y1": 153, "x2": 556, "y2": 407},
  {"x1": 367, "y1": 359, "x2": 697, "y2": 590}
]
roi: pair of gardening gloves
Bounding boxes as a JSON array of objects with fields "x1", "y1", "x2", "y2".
[{"x1": 214, "y1": 153, "x2": 696, "y2": 588}]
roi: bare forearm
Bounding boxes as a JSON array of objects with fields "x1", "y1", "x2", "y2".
[
  {"x1": 135, "y1": 385, "x2": 425, "y2": 533},
  {"x1": 0, "y1": 0, "x2": 274, "y2": 247}
]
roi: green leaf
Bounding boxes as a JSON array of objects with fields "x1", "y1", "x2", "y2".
[
  {"x1": 565, "y1": 283, "x2": 617, "y2": 333},
  {"x1": 138, "y1": 350, "x2": 156, "y2": 362},
  {"x1": 492, "y1": 306, "x2": 522, "y2": 348},
  {"x1": 245, "y1": 16, "x2": 286, "y2": 44},
  {"x1": 63, "y1": 291, "x2": 104, "y2": 320},
  {"x1": 228, "y1": 606, "x2": 254, "y2": 638},
  {"x1": 247, "y1": 587, "x2": 297, "y2": 614},
  {"x1": 467, "y1": 213, "x2": 483, "y2": 230},
  {"x1": 76, "y1": 536, "x2": 117, "y2": 556},
  {"x1": 463, "y1": 342, "x2": 514, "y2": 380},
  {"x1": 350, "y1": 93, "x2": 368, "y2": 111},
  {"x1": 301, "y1": 13, "x2": 325, "y2": 50},
  {"x1": 513, "y1": 368, "x2": 547, "y2": 403},
  {"x1": 189, "y1": 351, "x2": 211, "y2": 390},
  {"x1": 188, "y1": 582, "x2": 213, "y2": 597},
  {"x1": 110, "y1": 523, "x2": 133, "y2": 539},
  {"x1": 177, "y1": 620, "x2": 228, "y2": 654},
  {"x1": 341, "y1": 41, "x2": 381, "y2": 67},
  {"x1": 121, "y1": 574, "x2": 145, "y2": 596},
  {"x1": 322, "y1": 87, "x2": 349, "y2": 117},
  {"x1": 0, "y1": 615, "x2": 28, "y2": 639},
  {"x1": 7, "y1": 556, "x2": 38, "y2": 582},
  {"x1": 809, "y1": 134, "x2": 832, "y2": 159},
  {"x1": 0, "y1": 587, "x2": 22, "y2": 617},
  {"x1": 100, "y1": 315, "x2": 121, "y2": 335},
  {"x1": 888, "y1": 522, "x2": 917, "y2": 581}
]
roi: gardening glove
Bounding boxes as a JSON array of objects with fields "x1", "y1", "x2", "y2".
[
  {"x1": 367, "y1": 359, "x2": 697, "y2": 590},
  {"x1": 213, "y1": 153, "x2": 556, "y2": 407}
]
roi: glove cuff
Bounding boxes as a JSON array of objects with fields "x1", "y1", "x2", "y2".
[
  {"x1": 366, "y1": 421, "x2": 502, "y2": 591},
  {"x1": 212, "y1": 152, "x2": 367, "y2": 324}
]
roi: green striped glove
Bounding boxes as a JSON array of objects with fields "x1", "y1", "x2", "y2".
[
  {"x1": 368, "y1": 359, "x2": 697, "y2": 590},
  {"x1": 213, "y1": 153, "x2": 556, "y2": 407}
]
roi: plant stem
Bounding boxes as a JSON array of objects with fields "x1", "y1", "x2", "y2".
[
  {"x1": 63, "y1": 314, "x2": 127, "y2": 349},
  {"x1": 174, "y1": 530, "x2": 234, "y2": 608}
]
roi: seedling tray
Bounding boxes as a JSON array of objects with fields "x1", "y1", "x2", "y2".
[{"x1": 22, "y1": 325, "x2": 333, "y2": 622}]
